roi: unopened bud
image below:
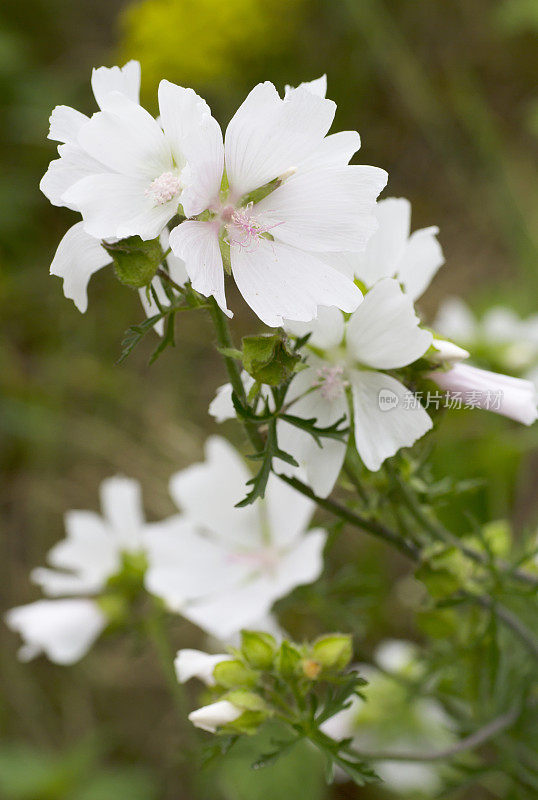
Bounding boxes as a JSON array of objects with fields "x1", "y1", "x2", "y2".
[
  {"x1": 311, "y1": 634, "x2": 353, "y2": 670},
  {"x1": 241, "y1": 630, "x2": 277, "y2": 670},
  {"x1": 213, "y1": 659, "x2": 257, "y2": 689},
  {"x1": 302, "y1": 658, "x2": 322, "y2": 680}
]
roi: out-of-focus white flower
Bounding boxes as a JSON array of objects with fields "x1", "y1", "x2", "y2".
[
  {"x1": 188, "y1": 700, "x2": 243, "y2": 733},
  {"x1": 210, "y1": 278, "x2": 432, "y2": 495},
  {"x1": 322, "y1": 639, "x2": 455, "y2": 795},
  {"x1": 434, "y1": 298, "x2": 538, "y2": 381},
  {"x1": 5, "y1": 599, "x2": 106, "y2": 666},
  {"x1": 144, "y1": 436, "x2": 326, "y2": 639},
  {"x1": 430, "y1": 363, "x2": 537, "y2": 425},
  {"x1": 169, "y1": 78, "x2": 387, "y2": 325},
  {"x1": 174, "y1": 649, "x2": 232, "y2": 685},
  {"x1": 5, "y1": 476, "x2": 152, "y2": 665},
  {"x1": 350, "y1": 197, "x2": 444, "y2": 301}
]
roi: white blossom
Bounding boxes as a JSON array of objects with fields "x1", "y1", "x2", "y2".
[
  {"x1": 168, "y1": 78, "x2": 387, "y2": 325},
  {"x1": 144, "y1": 436, "x2": 326, "y2": 638},
  {"x1": 210, "y1": 279, "x2": 433, "y2": 495},
  {"x1": 188, "y1": 700, "x2": 243, "y2": 733},
  {"x1": 174, "y1": 649, "x2": 232, "y2": 685},
  {"x1": 5, "y1": 476, "x2": 152, "y2": 664}
]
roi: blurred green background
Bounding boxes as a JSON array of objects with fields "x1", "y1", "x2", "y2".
[{"x1": 1, "y1": 0, "x2": 537, "y2": 798}]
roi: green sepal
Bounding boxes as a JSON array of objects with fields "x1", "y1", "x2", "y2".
[
  {"x1": 311, "y1": 634, "x2": 353, "y2": 671},
  {"x1": 242, "y1": 333, "x2": 300, "y2": 386},
  {"x1": 213, "y1": 659, "x2": 258, "y2": 689},
  {"x1": 103, "y1": 236, "x2": 164, "y2": 289},
  {"x1": 240, "y1": 630, "x2": 277, "y2": 670}
]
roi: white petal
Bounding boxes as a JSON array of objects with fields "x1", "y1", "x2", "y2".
[
  {"x1": 209, "y1": 382, "x2": 235, "y2": 422},
  {"x1": 78, "y1": 92, "x2": 172, "y2": 179},
  {"x1": 188, "y1": 700, "x2": 242, "y2": 733},
  {"x1": 255, "y1": 165, "x2": 387, "y2": 252},
  {"x1": 273, "y1": 528, "x2": 327, "y2": 597},
  {"x1": 350, "y1": 370, "x2": 432, "y2": 471},
  {"x1": 225, "y1": 82, "x2": 336, "y2": 200},
  {"x1": 168, "y1": 221, "x2": 230, "y2": 316},
  {"x1": 431, "y1": 339, "x2": 470, "y2": 363},
  {"x1": 174, "y1": 649, "x2": 231, "y2": 685},
  {"x1": 179, "y1": 111, "x2": 225, "y2": 216},
  {"x1": 40, "y1": 144, "x2": 107, "y2": 210},
  {"x1": 433, "y1": 297, "x2": 476, "y2": 344},
  {"x1": 430, "y1": 364, "x2": 538, "y2": 426},
  {"x1": 353, "y1": 197, "x2": 411, "y2": 286},
  {"x1": 49, "y1": 222, "x2": 111, "y2": 313},
  {"x1": 139, "y1": 278, "x2": 168, "y2": 336},
  {"x1": 231, "y1": 239, "x2": 361, "y2": 328},
  {"x1": 264, "y1": 472, "x2": 314, "y2": 547},
  {"x1": 158, "y1": 81, "x2": 215, "y2": 176},
  {"x1": 168, "y1": 436, "x2": 260, "y2": 547},
  {"x1": 482, "y1": 306, "x2": 524, "y2": 343},
  {"x1": 91, "y1": 61, "x2": 141, "y2": 109},
  {"x1": 30, "y1": 567, "x2": 101, "y2": 597},
  {"x1": 284, "y1": 306, "x2": 345, "y2": 350},
  {"x1": 285, "y1": 75, "x2": 327, "y2": 98},
  {"x1": 99, "y1": 476, "x2": 145, "y2": 549},
  {"x1": 63, "y1": 173, "x2": 170, "y2": 240},
  {"x1": 397, "y1": 226, "x2": 444, "y2": 301},
  {"x1": 296, "y1": 131, "x2": 361, "y2": 173},
  {"x1": 374, "y1": 639, "x2": 416, "y2": 673},
  {"x1": 144, "y1": 516, "x2": 247, "y2": 609},
  {"x1": 346, "y1": 279, "x2": 432, "y2": 369},
  {"x1": 48, "y1": 105, "x2": 89, "y2": 144},
  {"x1": 5, "y1": 599, "x2": 106, "y2": 665}
]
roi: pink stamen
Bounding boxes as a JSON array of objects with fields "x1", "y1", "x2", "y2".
[
  {"x1": 226, "y1": 547, "x2": 280, "y2": 572},
  {"x1": 226, "y1": 203, "x2": 282, "y2": 252}
]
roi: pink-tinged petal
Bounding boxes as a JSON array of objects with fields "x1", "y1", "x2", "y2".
[
  {"x1": 354, "y1": 197, "x2": 411, "y2": 286},
  {"x1": 264, "y1": 472, "x2": 314, "y2": 547},
  {"x1": 430, "y1": 363, "x2": 538, "y2": 426},
  {"x1": 48, "y1": 105, "x2": 89, "y2": 144},
  {"x1": 168, "y1": 221, "x2": 230, "y2": 315},
  {"x1": 225, "y1": 82, "x2": 336, "y2": 200},
  {"x1": 231, "y1": 239, "x2": 361, "y2": 328},
  {"x1": 78, "y1": 92, "x2": 172, "y2": 179},
  {"x1": 398, "y1": 226, "x2": 444, "y2": 301},
  {"x1": 255, "y1": 165, "x2": 387, "y2": 252},
  {"x1": 91, "y1": 61, "x2": 141, "y2": 109},
  {"x1": 5, "y1": 599, "x2": 106, "y2": 665},
  {"x1": 49, "y1": 222, "x2": 111, "y2": 313},
  {"x1": 346, "y1": 279, "x2": 432, "y2": 369},
  {"x1": 179, "y1": 113, "x2": 224, "y2": 216},
  {"x1": 350, "y1": 370, "x2": 432, "y2": 471}
]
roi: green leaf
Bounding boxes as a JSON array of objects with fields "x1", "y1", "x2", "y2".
[
  {"x1": 236, "y1": 419, "x2": 298, "y2": 507},
  {"x1": 279, "y1": 413, "x2": 349, "y2": 446}
]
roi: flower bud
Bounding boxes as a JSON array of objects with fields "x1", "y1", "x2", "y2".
[
  {"x1": 276, "y1": 640, "x2": 302, "y2": 678},
  {"x1": 430, "y1": 338, "x2": 470, "y2": 365},
  {"x1": 104, "y1": 236, "x2": 163, "y2": 289},
  {"x1": 213, "y1": 659, "x2": 257, "y2": 689},
  {"x1": 240, "y1": 630, "x2": 277, "y2": 670},
  {"x1": 242, "y1": 333, "x2": 300, "y2": 386},
  {"x1": 311, "y1": 634, "x2": 353, "y2": 670},
  {"x1": 188, "y1": 700, "x2": 242, "y2": 733},
  {"x1": 174, "y1": 649, "x2": 232, "y2": 686},
  {"x1": 302, "y1": 658, "x2": 322, "y2": 680}
]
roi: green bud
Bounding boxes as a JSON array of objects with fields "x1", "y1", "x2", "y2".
[
  {"x1": 240, "y1": 630, "x2": 277, "y2": 670},
  {"x1": 226, "y1": 690, "x2": 267, "y2": 712},
  {"x1": 223, "y1": 710, "x2": 268, "y2": 735},
  {"x1": 242, "y1": 333, "x2": 300, "y2": 386},
  {"x1": 104, "y1": 236, "x2": 163, "y2": 289},
  {"x1": 276, "y1": 640, "x2": 302, "y2": 678},
  {"x1": 213, "y1": 659, "x2": 258, "y2": 689},
  {"x1": 311, "y1": 634, "x2": 353, "y2": 671}
]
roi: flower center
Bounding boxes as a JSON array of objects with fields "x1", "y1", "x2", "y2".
[
  {"x1": 226, "y1": 546, "x2": 280, "y2": 574},
  {"x1": 314, "y1": 365, "x2": 348, "y2": 401},
  {"x1": 225, "y1": 203, "x2": 281, "y2": 252},
  {"x1": 145, "y1": 171, "x2": 182, "y2": 205}
]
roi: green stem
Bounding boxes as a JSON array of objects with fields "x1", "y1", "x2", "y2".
[{"x1": 144, "y1": 607, "x2": 191, "y2": 726}]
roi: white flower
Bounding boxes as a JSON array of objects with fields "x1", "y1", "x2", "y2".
[
  {"x1": 350, "y1": 197, "x2": 444, "y2": 301},
  {"x1": 168, "y1": 79, "x2": 387, "y2": 325},
  {"x1": 430, "y1": 363, "x2": 538, "y2": 425},
  {"x1": 144, "y1": 436, "x2": 326, "y2": 639},
  {"x1": 60, "y1": 79, "x2": 213, "y2": 241},
  {"x1": 5, "y1": 599, "x2": 106, "y2": 666},
  {"x1": 188, "y1": 700, "x2": 243, "y2": 733},
  {"x1": 430, "y1": 338, "x2": 470, "y2": 364},
  {"x1": 174, "y1": 648, "x2": 232, "y2": 685},
  {"x1": 6, "y1": 476, "x2": 151, "y2": 664},
  {"x1": 210, "y1": 279, "x2": 432, "y2": 495},
  {"x1": 435, "y1": 297, "x2": 538, "y2": 378}
]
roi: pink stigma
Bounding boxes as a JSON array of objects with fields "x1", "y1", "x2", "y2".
[
  {"x1": 145, "y1": 172, "x2": 181, "y2": 205},
  {"x1": 314, "y1": 365, "x2": 348, "y2": 401}
]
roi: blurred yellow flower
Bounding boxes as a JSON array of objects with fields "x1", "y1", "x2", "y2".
[{"x1": 120, "y1": 0, "x2": 304, "y2": 93}]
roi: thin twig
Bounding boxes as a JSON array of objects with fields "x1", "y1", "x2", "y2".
[
  {"x1": 355, "y1": 706, "x2": 519, "y2": 762},
  {"x1": 461, "y1": 592, "x2": 538, "y2": 660}
]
